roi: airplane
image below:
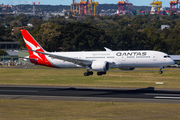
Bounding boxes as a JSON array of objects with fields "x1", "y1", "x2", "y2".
[{"x1": 20, "y1": 29, "x2": 175, "y2": 76}]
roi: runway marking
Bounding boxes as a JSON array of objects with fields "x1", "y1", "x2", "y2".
[
  {"x1": 155, "y1": 96, "x2": 180, "y2": 99},
  {"x1": 0, "y1": 90, "x2": 38, "y2": 93},
  {"x1": 146, "y1": 93, "x2": 180, "y2": 96}
]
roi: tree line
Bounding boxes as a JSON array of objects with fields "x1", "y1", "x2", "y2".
[{"x1": 1, "y1": 14, "x2": 180, "y2": 54}]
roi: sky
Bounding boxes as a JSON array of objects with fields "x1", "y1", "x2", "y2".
[{"x1": 1, "y1": 0, "x2": 171, "y2": 7}]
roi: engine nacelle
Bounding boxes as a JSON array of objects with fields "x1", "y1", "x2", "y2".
[
  {"x1": 119, "y1": 67, "x2": 135, "y2": 71},
  {"x1": 91, "y1": 61, "x2": 109, "y2": 72}
]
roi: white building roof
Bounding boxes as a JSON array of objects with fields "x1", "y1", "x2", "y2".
[
  {"x1": 5, "y1": 49, "x2": 19, "y2": 56},
  {"x1": 170, "y1": 55, "x2": 180, "y2": 61}
]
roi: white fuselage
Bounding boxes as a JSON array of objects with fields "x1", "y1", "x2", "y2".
[
  {"x1": 20, "y1": 29, "x2": 175, "y2": 75},
  {"x1": 45, "y1": 50, "x2": 174, "y2": 68}
]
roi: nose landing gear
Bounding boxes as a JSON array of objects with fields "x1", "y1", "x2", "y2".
[
  {"x1": 159, "y1": 67, "x2": 164, "y2": 74},
  {"x1": 159, "y1": 70, "x2": 163, "y2": 74}
]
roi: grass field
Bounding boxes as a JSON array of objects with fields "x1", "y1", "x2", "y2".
[
  {"x1": 0, "y1": 67, "x2": 180, "y2": 120},
  {"x1": 0, "y1": 67, "x2": 180, "y2": 89},
  {"x1": 0, "y1": 99, "x2": 180, "y2": 120}
]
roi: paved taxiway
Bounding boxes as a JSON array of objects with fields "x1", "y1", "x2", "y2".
[{"x1": 0, "y1": 85, "x2": 180, "y2": 103}]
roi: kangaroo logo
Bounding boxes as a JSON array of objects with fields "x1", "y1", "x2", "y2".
[{"x1": 24, "y1": 38, "x2": 43, "y2": 60}]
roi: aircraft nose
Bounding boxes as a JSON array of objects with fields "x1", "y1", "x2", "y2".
[{"x1": 171, "y1": 58, "x2": 175, "y2": 64}]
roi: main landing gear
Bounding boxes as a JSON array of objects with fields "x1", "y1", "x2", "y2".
[
  {"x1": 84, "y1": 66, "x2": 93, "y2": 76},
  {"x1": 84, "y1": 71, "x2": 93, "y2": 76},
  {"x1": 97, "y1": 71, "x2": 106, "y2": 76},
  {"x1": 84, "y1": 67, "x2": 107, "y2": 76},
  {"x1": 84, "y1": 71, "x2": 107, "y2": 76},
  {"x1": 159, "y1": 67, "x2": 164, "y2": 74}
]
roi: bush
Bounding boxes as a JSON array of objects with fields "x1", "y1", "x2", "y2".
[{"x1": 0, "y1": 49, "x2": 7, "y2": 55}]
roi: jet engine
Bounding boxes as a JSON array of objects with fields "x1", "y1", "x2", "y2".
[
  {"x1": 119, "y1": 67, "x2": 135, "y2": 71},
  {"x1": 91, "y1": 61, "x2": 109, "y2": 72}
]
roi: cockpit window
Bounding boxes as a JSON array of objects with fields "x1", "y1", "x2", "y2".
[{"x1": 164, "y1": 56, "x2": 171, "y2": 58}]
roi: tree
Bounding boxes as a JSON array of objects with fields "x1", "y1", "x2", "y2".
[
  {"x1": 0, "y1": 25, "x2": 6, "y2": 41},
  {"x1": 60, "y1": 22, "x2": 113, "y2": 51},
  {"x1": 32, "y1": 23, "x2": 62, "y2": 51},
  {"x1": 0, "y1": 25, "x2": 6, "y2": 37},
  {"x1": 0, "y1": 49, "x2": 7, "y2": 55},
  {"x1": 143, "y1": 27, "x2": 168, "y2": 52},
  {"x1": 47, "y1": 17, "x2": 67, "y2": 25},
  {"x1": 115, "y1": 27, "x2": 147, "y2": 50},
  {"x1": 29, "y1": 17, "x2": 43, "y2": 27},
  {"x1": 166, "y1": 28, "x2": 180, "y2": 54}
]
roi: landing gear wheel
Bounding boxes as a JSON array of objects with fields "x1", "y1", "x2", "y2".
[
  {"x1": 89, "y1": 71, "x2": 93, "y2": 75},
  {"x1": 159, "y1": 70, "x2": 163, "y2": 74},
  {"x1": 97, "y1": 72, "x2": 102, "y2": 76},
  {"x1": 159, "y1": 67, "x2": 164, "y2": 74},
  {"x1": 97, "y1": 72, "x2": 106, "y2": 76},
  {"x1": 84, "y1": 72, "x2": 89, "y2": 76},
  {"x1": 84, "y1": 71, "x2": 93, "y2": 76}
]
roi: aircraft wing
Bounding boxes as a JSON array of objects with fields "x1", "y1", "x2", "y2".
[{"x1": 28, "y1": 50, "x2": 92, "y2": 67}]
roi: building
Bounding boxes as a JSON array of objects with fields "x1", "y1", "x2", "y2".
[
  {"x1": 0, "y1": 49, "x2": 19, "y2": 63},
  {"x1": 18, "y1": 50, "x2": 30, "y2": 64},
  {"x1": 161, "y1": 25, "x2": 170, "y2": 30},
  {"x1": 50, "y1": 12, "x2": 65, "y2": 16},
  {"x1": 0, "y1": 42, "x2": 19, "y2": 49},
  {"x1": 0, "y1": 49, "x2": 33, "y2": 66},
  {"x1": 170, "y1": 55, "x2": 180, "y2": 64}
]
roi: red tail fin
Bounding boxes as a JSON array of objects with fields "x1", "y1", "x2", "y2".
[
  {"x1": 20, "y1": 29, "x2": 45, "y2": 55},
  {"x1": 20, "y1": 29, "x2": 54, "y2": 67}
]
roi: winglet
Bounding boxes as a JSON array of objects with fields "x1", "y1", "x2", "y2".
[{"x1": 104, "y1": 47, "x2": 112, "y2": 51}]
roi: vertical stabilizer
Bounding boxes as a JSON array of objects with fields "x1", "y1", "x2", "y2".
[
  {"x1": 20, "y1": 29, "x2": 45, "y2": 55},
  {"x1": 20, "y1": 29, "x2": 54, "y2": 67}
]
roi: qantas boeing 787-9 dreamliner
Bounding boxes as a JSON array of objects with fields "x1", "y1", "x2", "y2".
[{"x1": 21, "y1": 29, "x2": 175, "y2": 76}]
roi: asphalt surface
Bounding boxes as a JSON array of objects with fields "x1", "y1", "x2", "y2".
[{"x1": 0, "y1": 85, "x2": 180, "y2": 103}]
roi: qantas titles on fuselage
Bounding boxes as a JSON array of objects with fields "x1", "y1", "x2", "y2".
[
  {"x1": 20, "y1": 29, "x2": 175, "y2": 76},
  {"x1": 116, "y1": 52, "x2": 147, "y2": 56}
]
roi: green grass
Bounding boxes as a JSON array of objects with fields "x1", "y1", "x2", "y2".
[
  {"x1": 0, "y1": 67, "x2": 180, "y2": 89},
  {"x1": 0, "y1": 68, "x2": 180, "y2": 120},
  {"x1": 0, "y1": 99, "x2": 180, "y2": 120}
]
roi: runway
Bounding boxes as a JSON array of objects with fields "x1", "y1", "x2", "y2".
[{"x1": 0, "y1": 85, "x2": 180, "y2": 103}]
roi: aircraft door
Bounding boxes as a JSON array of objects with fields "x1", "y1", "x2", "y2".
[
  {"x1": 153, "y1": 54, "x2": 157, "y2": 61},
  {"x1": 121, "y1": 56, "x2": 126, "y2": 62}
]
